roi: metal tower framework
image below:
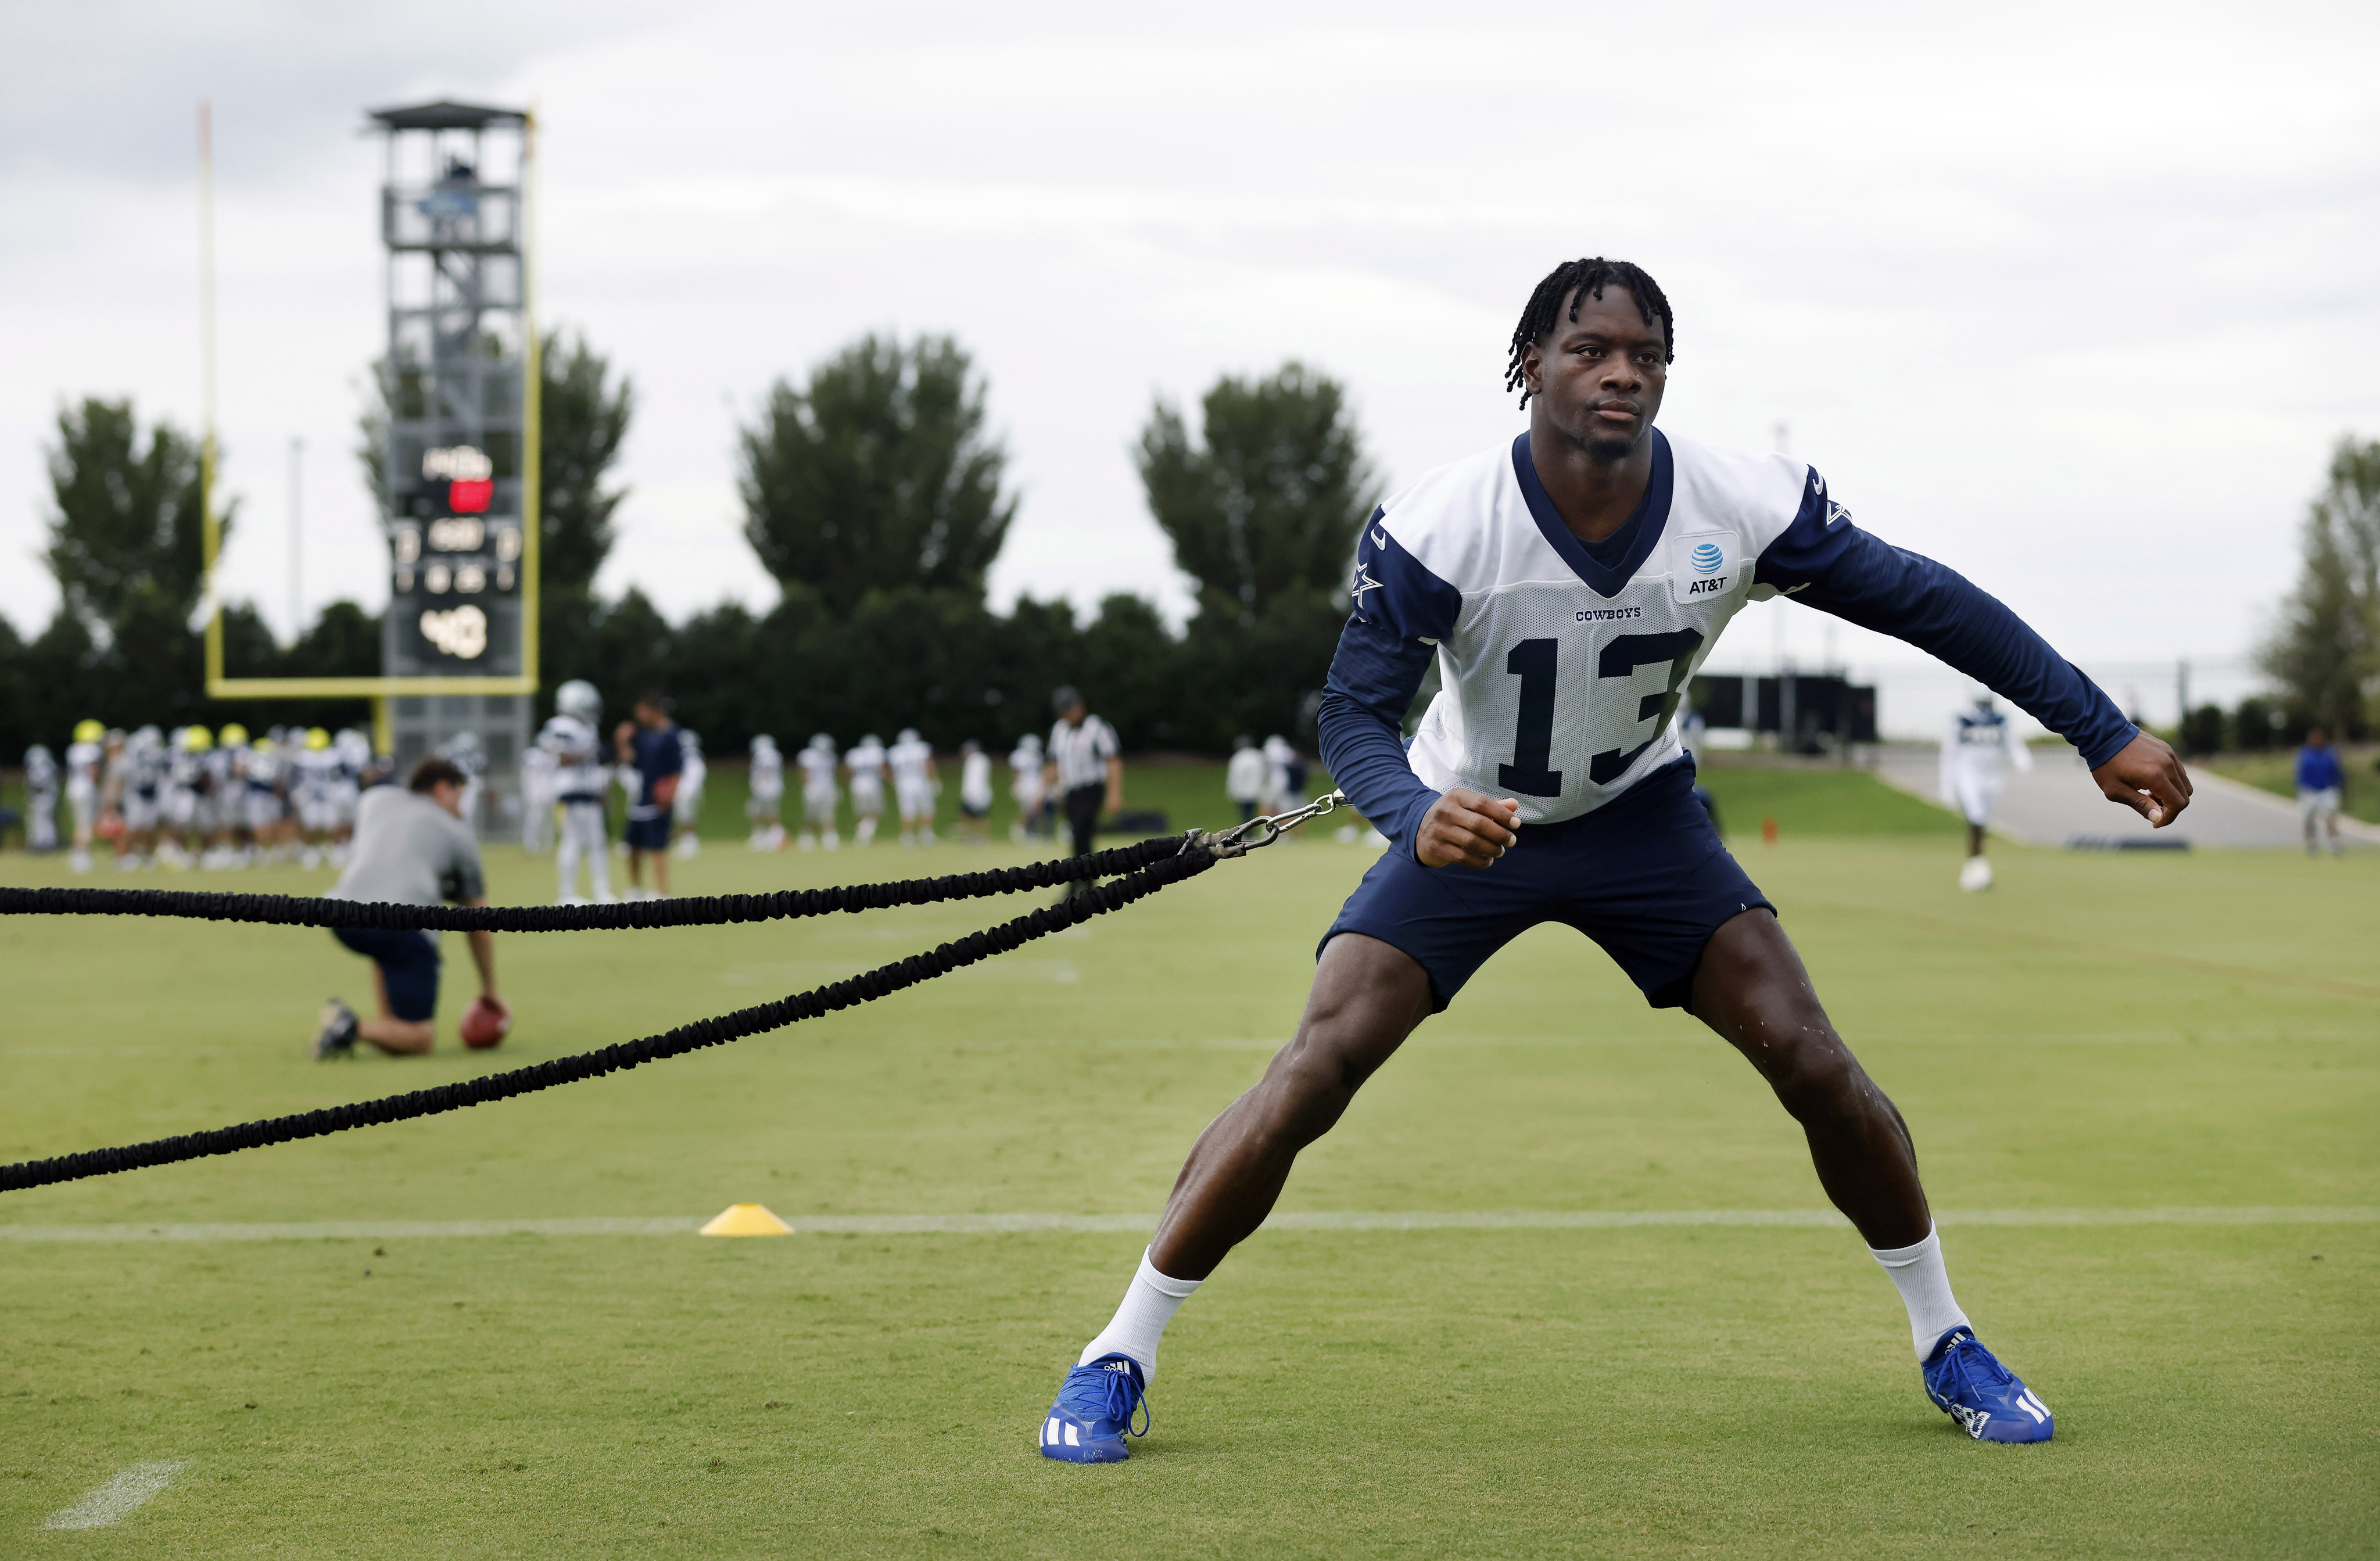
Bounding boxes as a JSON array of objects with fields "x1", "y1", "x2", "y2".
[{"x1": 198, "y1": 98, "x2": 544, "y2": 841}]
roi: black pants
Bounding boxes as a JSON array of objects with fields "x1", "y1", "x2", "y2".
[{"x1": 1064, "y1": 783, "x2": 1105, "y2": 859}]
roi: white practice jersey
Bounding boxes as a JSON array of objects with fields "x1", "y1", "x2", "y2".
[
  {"x1": 294, "y1": 747, "x2": 340, "y2": 802},
  {"x1": 245, "y1": 747, "x2": 282, "y2": 795},
  {"x1": 675, "y1": 749, "x2": 707, "y2": 824},
  {"x1": 1357, "y1": 430, "x2": 1819, "y2": 827},
  {"x1": 537, "y1": 714, "x2": 610, "y2": 802},
  {"x1": 519, "y1": 743, "x2": 557, "y2": 794},
  {"x1": 1941, "y1": 708, "x2": 2033, "y2": 795},
  {"x1": 749, "y1": 747, "x2": 784, "y2": 801},
  {"x1": 959, "y1": 751, "x2": 993, "y2": 810},
  {"x1": 1009, "y1": 744, "x2": 1045, "y2": 805},
  {"x1": 846, "y1": 738, "x2": 887, "y2": 799},
  {"x1": 888, "y1": 736, "x2": 933, "y2": 791},
  {"x1": 64, "y1": 740, "x2": 103, "y2": 798},
  {"x1": 1225, "y1": 747, "x2": 1267, "y2": 803},
  {"x1": 798, "y1": 744, "x2": 840, "y2": 802}
]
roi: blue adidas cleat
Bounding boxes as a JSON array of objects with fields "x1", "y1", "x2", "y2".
[
  {"x1": 1923, "y1": 1327, "x2": 2054, "y2": 1443},
  {"x1": 1037, "y1": 1353, "x2": 1149, "y2": 1463}
]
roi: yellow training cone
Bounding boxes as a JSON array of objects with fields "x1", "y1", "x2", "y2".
[{"x1": 700, "y1": 1203, "x2": 794, "y2": 1237}]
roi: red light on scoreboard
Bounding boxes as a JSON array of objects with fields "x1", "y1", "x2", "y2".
[{"x1": 449, "y1": 478, "x2": 493, "y2": 514}]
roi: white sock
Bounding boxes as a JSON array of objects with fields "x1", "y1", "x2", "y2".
[
  {"x1": 1077, "y1": 1249, "x2": 1202, "y2": 1386},
  {"x1": 1869, "y1": 1222, "x2": 1971, "y2": 1359}
]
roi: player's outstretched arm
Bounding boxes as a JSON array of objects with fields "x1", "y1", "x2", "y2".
[
  {"x1": 1415, "y1": 788, "x2": 1520, "y2": 869},
  {"x1": 2091, "y1": 730, "x2": 2192, "y2": 827}
]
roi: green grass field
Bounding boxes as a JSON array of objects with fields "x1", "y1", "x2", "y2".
[
  {"x1": 1, "y1": 771, "x2": 2374, "y2": 1556},
  {"x1": 2198, "y1": 747, "x2": 2380, "y2": 826}
]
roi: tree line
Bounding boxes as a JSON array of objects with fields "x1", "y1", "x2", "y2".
[
  {"x1": 9, "y1": 339, "x2": 2370, "y2": 762},
  {"x1": 1, "y1": 334, "x2": 1372, "y2": 758}
]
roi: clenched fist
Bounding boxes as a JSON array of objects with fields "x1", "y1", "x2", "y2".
[{"x1": 1416, "y1": 788, "x2": 1522, "y2": 868}]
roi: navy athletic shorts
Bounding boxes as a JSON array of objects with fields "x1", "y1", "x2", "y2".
[
  {"x1": 624, "y1": 812, "x2": 671, "y2": 851},
  {"x1": 1321, "y1": 758, "x2": 1773, "y2": 1013},
  {"x1": 332, "y1": 927, "x2": 442, "y2": 1022}
]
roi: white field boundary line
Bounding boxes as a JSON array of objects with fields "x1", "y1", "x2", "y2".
[
  {"x1": 1, "y1": 1207, "x2": 2372, "y2": 1243},
  {"x1": 42, "y1": 1460, "x2": 185, "y2": 1530}
]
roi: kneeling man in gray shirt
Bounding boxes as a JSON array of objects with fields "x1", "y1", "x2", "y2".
[{"x1": 311, "y1": 757, "x2": 506, "y2": 1058}]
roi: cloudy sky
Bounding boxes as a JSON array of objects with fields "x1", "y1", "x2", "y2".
[{"x1": 3, "y1": 1, "x2": 2374, "y2": 732}]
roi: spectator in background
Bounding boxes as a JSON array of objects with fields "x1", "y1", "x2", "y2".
[
  {"x1": 1225, "y1": 735, "x2": 1267, "y2": 825},
  {"x1": 1045, "y1": 687, "x2": 1123, "y2": 880},
  {"x1": 2296, "y1": 727, "x2": 2346, "y2": 858},
  {"x1": 616, "y1": 692, "x2": 684, "y2": 899}
]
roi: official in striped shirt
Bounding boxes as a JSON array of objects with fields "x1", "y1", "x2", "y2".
[{"x1": 1044, "y1": 686, "x2": 1123, "y2": 867}]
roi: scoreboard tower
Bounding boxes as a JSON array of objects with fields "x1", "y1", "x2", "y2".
[
  {"x1": 198, "y1": 98, "x2": 541, "y2": 842},
  {"x1": 368, "y1": 100, "x2": 537, "y2": 838}
]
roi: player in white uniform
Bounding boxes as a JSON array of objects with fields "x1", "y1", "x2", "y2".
[
  {"x1": 956, "y1": 740, "x2": 994, "y2": 844},
  {"x1": 671, "y1": 728, "x2": 707, "y2": 859},
  {"x1": 1008, "y1": 732, "x2": 1045, "y2": 843},
  {"x1": 438, "y1": 730, "x2": 487, "y2": 837},
  {"x1": 63, "y1": 719, "x2": 104, "y2": 870},
  {"x1": 1037, "y1": 257, "x2": 2195, "y2": 1465},
  {"x1": 160, "y1": 726, "x2": 210, "y2": 869},
  {"x1": 242, "y1": 735, "x2": 288, "y2": 863},
  {"x1": 24, "y1": 744, "x2": 60, "y2": 853},
  {"x1": 1940, "y1": 694, "x2": 2033, "y2": 891},
  {"x1": 1225, "y1": 735, "x2": 1267, "y2": 825},
  {"x1": 541, "y1": 680, "x2": 615, "y2": 903},
  {"x1": 846, "y1": 733, "x2": 888, "y2": 846},
  {"x1": 518, "y1": 738, "x2": 557, "y2": 853},
  {"x1": 292, "y1": 729, "x2": 338, "y2": 868},
  {"x1": 1257, "y1": 734, "x2": 1296, "y2": 817},
  {"x1": 888, "y1": 727, "x2": 938, "y2": 846},
  {"x1": 797, "y1": 734, "x2": 841, "y2": 851},
  {"x1": 121, "y1": 726, "x2": 164, "y2": 868},
  {"x1": 745, "y1": 734, "x2": 786, "y2": 850},
  {"x1": 330, "y1": 729, "x2": 370, "y2": 862},
  {"x1": 204, "y1": 723, "x2": 249, "y2": 869}
]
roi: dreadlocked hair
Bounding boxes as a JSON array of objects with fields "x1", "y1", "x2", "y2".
[{"x1": 1503, "y1": 258, "x2": 1675, "y2": 407}]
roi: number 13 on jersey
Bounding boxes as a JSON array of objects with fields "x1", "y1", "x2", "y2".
[{"x1": 1497, "y1": 630, "x2": 1704, "y2": 798}]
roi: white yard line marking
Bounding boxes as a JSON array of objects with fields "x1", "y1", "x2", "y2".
[
  {"x1": 42, "y1": 1460, "x2": 185, "y2": 1530},
  {"x1": 0, "y1": 1207, "x2": 2371, "y2": 1242}
]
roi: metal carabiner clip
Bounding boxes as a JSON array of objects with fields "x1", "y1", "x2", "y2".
[{"x1": 1191, "y1": 789, "x2": 1347, "y2": 858}]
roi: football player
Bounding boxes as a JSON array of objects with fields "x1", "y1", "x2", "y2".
[
  {"x1": 955, "y1": 740, "x2": 993, "y2": 844},
  {"x1": 63, "y1": 719, "x2": 105, "y2": 870},
  {"x1": 241, "y1": 734, "x2": 287, "y2": 864},
  {"x1": 23, "y1": 744, "x2": 60, "y2": 853},
  {"x1": 672, "y1": 727, "x2": 707, "y2": 860},
  {"x1": 206, "y1": 723, "x2": 250, "y2": 869},
  {"x1": 1037, "y1": 257, "x2": 2190, "y2": 1463},
  {"x1": 746, "y1": 734, "x2": 786, "y2": 851},
  {"x1": 888, "y1": 727, "x2": 938, "y2": 847},
  {"x1": 161, "y1": 726, "x2": 211, "y2": 870},
  {"x1": 797, "y1": 733, "x2": 841, "y2": 851},
  {"x1": 518, "y1": 730, "x2": 558, "y2": 854},
  {"x1": 1008, "y1": 731, "x2": 1045, "y2": 843},
  {"x1": 117, "y1": 726, "x2": 165, "y2": 869},
  {"x1": 845, "y1": 733, "x2": 888, "y2": 847},
  {"x1": 1939, "y1": 693, "x2": 2033, "y2": 890},
  {"x1": 540, "y1": 680, "x2": 614, "y2": 904}
]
